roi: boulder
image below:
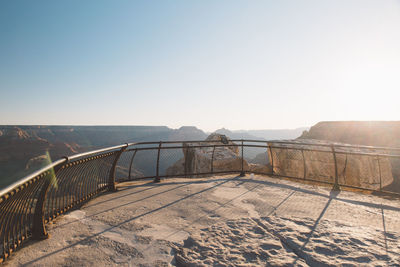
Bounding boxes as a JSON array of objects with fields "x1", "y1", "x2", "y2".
[{"x1": 247, "y1": 163, "x2": 272, "y2": 174}]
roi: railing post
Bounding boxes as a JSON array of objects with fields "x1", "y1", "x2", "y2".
[
  {"x1": 109, "y1": 145, "x2": 128, "y2": 191},
  {"x1": 211, "y1": 145, "x2": 216, "y2": 174},
  {"x1": 153, "y1": 142, "x2": 162, "y2": 183},
  {"x1": 269, "y1": 144, "x2": 274, "y2": 176},
  {"x1": 128, "y1": 149, "x2": 137, "y2": 180},
  {"x1": 240, "y1": 140, "x2": 245, "y2": 176},
  {"x1": 331, "y1": 144, "x2": 340, "y2": 191},
  {"x1": 32, "y1": 164, "x2": 63, "y2": 240},
  {"x1": 301, "y1": 149, "x2": 306, "y2": 180},
  {"x1": 183, "y1": 142, "x2": 188, "y2": 177},
  {"x1": 377, "y1": 155, "x2": 382, "y2": 191}
]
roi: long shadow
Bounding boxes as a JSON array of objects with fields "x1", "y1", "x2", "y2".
[
  {"x1": 265, "y1": 190, "x2": 296, "y2": 217},
  {"x1": 301, "y1": 190, "x2": 339, "y2": 250},
  {"x1": 54, "y1": 183, "x2": 189, "y2": 228},
  {"x1": 159, "y1": 182, "x2": 262, "y2": 244},
  {"x1": 86, "y1": 177, "x2": 237, "y2": 208},
  {"x1": 56, "y1": 177, "x2": 240, "y2": 228},
  {"x1": 23, "y1": 176, "x2": 242, "y2": 265},
  {"x1": 84, "y1": 185, "x2": 158, "y2": 208},
  {"x1": 381, "y1": 205, "x2": 388, "y2": 253},
  {"x1": 291, "y1": 190, "x2": 338, "y2": 265}
]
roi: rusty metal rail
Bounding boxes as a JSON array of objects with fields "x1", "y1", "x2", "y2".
[{"x1": 1, "y1": 139, "x2": 400, "y2": 262}]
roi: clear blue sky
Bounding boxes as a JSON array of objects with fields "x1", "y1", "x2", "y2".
[{"x1": 1, "y1": 0, "x2": 399, "y2": 132}]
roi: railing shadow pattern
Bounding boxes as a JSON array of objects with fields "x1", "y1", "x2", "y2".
[{"x1": 1, "y1": 139, "x2": 400, "y2": 262}]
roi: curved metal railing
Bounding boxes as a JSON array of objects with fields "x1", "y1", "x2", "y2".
[{"x1": 1, "y1": 139, "x2": 400, "y2": 262}]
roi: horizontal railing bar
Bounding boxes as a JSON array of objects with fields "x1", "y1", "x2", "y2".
[
  {"x1": 126, "y1": 140, "x2": 243, "y2": 146},
  {"x1": 268, "y1": 146, "x2": 400, "y2": 157},
  {"x1": 334, "y1": 151, "x2": 400, "y2": 158},
  {"x1": 67, "y1": 143, "x2": 129, "y2": 161},
  {"x1": 127, "y1": 139, "x2": 400, "y2": 151},
  {"x1": 126, "y1": 144, "x2": 400, "y2": 157},
  {"x1": 127, "y1": 144, "x2": 268, "y2": 151},
  {"x1": 128, "y1": 140, "x2": 400, "y2": 152},
  {"x1": 264, "y1": 140, "x2": 400, "y2": 151}
]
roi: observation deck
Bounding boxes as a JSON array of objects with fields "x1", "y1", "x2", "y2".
[
  {"x1": 1, "y1": 139, "x2": 400, "y2": 265},
  {"x1": 7, "y1": 175, "x2": 400, "y2": 266}
]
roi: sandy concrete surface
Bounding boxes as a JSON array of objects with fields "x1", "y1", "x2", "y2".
[{"x1": 4, "y1": 174, "x2": 400, "y2": 266}]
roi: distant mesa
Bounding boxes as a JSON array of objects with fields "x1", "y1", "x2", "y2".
[{"x1": 169, "y1": 126, "x2": 207, "y2": 141}]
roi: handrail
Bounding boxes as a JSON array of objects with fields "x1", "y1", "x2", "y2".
[
  {"x1": 0, "y1": 144, "x2": 130, "y2": 199},
  {"x1": 0, "y1": 158, "x2": 67, "y2": 197},
  {"x1": 1, "y1": 138, "x2": 400, "y2": 263},
  {"x1": 127, "y1": 139, "x2": 400, "y2": 151},
  {"x1": 67, "y1": 143, "x2": 129, "y2": 161}
]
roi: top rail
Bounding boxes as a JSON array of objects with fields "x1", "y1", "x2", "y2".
[
  {"x1": 0, "y1": 158, "x2": 67, "y2": 197},
  {"x1": 126, "y1": 139, "x2": 400, "y2": 151},
  {"x1": 67, "y1": 143, "x2": 129, "y2": 161}
]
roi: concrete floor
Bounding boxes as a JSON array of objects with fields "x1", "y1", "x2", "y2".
[{"x1": 4, "y1": 174, "x2": 400, "y2": 266}]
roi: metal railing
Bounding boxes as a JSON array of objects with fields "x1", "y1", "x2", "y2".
[{"x1": 1, "y1": 139, "x2": 400, "y2": 262}]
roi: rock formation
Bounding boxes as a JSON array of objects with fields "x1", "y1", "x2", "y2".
[
  {"x1": 268, "y1": 139, "x2": 394, "y2": 190},
  {"x1": 166, "y1": 134, "x2": 271, "y2": 176}
]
